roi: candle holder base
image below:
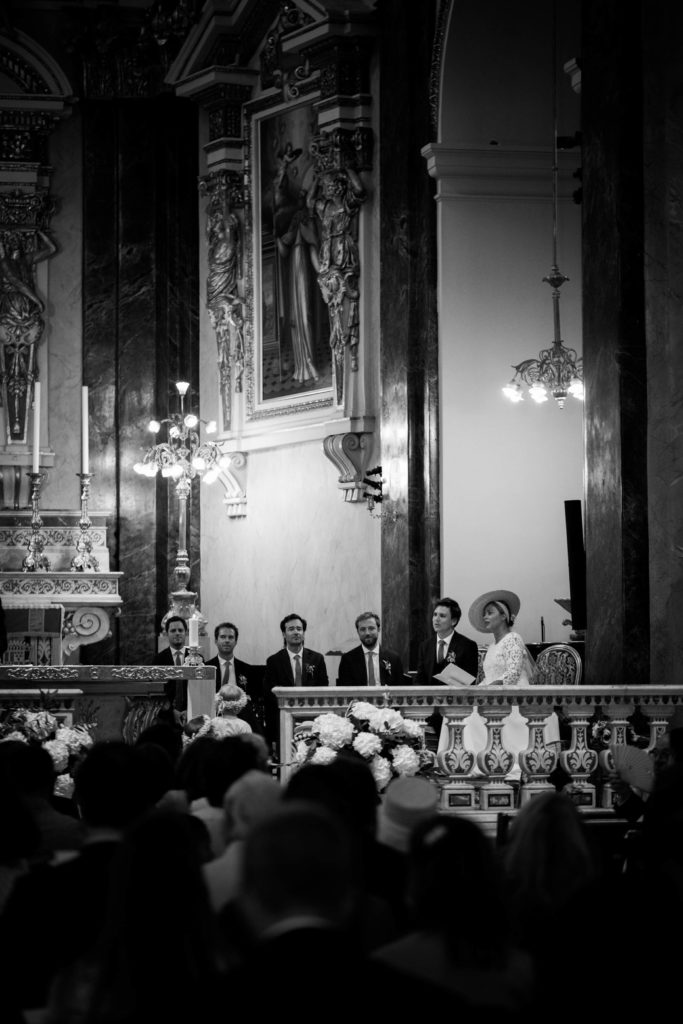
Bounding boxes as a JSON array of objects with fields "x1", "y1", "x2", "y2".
[
  {"x1": 71, "y1": 472, "x2": 100, "y2": 572},
  {"x1": 184, "y1": 645, "x2": 205, "y2": 667},
  {"x1": 22, "y1": 471, "x2": 51, "y2": 573}
]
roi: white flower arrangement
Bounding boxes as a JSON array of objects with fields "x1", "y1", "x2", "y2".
[
  {"x1": 293, "y1": 699, "x2": 436, "y2": 791},
  {"x1": 0, "y1": 699, "x2": 97, "y2": 797}
]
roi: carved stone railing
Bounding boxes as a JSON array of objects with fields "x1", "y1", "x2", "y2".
[{"x1": 274, "y1": 684, "x2": 683, "y2": 817}]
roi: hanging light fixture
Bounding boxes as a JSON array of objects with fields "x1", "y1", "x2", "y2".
[{"x1": 503, "y1": 4, "x2": 583, "y2": 410}]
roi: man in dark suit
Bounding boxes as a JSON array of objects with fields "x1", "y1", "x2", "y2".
[
  {"x1": 338, "y1": 611, "x2": 405, "y2": 686},
  {"x1": 415, "y1": 597, "x2": 480, "y2": 746},
  {"x1": 205, "y1": 620, "x2": 264, "y2": 734},
  {"x1": 153, "y1": 615, "x2": 189, "y2": 715},
  {"x1": 262, "y1": 612, "x2": 328, "y2": 753}
]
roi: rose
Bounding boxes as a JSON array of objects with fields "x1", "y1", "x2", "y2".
[
  {"x1": 306, "y1": 664, "x2": 315, "y2": 678},
  {"x1": 53, "y1": 774, "x2": 75, "y2": 800},
  {"x1": 238, "y1": 675, "x2": 248, "y2": 689},
  {"x1": 294, "y1": 739, "x2": 310, "y2": 764},
  {"x1": 382, "y1": 660, "x2": 392, "y2": 675},
  {"x1": 391, "y1": 744, "x2": 421, "y2": 776},
  {"x1": 352, "y1": 731, "x2": 383, "y2": 759},
  {"x1": 447, "y1": 653, "x2": 456, "y2": 664},
  {"x1": 312, "y1": 713, "x2": 354, "y2": 749}
]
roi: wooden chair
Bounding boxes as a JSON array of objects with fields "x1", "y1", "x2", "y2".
[{"x1": 533, "y1": 643, "x2": 582, "y2": 686}]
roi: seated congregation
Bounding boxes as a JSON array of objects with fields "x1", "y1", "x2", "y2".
[{"x1": 2, "y1": 712, "x2": 683, "y2": 1024}]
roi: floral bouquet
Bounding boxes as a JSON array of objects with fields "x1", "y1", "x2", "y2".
[
  {"x1": 293, "y1": 700, "x2": 436, "y2": 791},
  {"x1": 0, "y1": 698, "x2": 98, "y2": 799}
]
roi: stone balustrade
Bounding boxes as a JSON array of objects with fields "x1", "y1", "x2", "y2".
[{"x1": 274, "y1": 684, "x2": 683, "y2": 819}]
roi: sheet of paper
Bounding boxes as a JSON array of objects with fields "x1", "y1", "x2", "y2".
[{"x1": 433, "y1": 663, "x2": 476, "y2": 686}]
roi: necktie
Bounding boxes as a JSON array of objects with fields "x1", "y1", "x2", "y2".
[
  {"x1": 222, "y1": 660, "x2": 230, "y2": 686},
  {"x1": 437, "y1": 640, "x2": 446, "y2": 664},
  {"x1": 367, "y1": 651, "x2": 376, "y2": 685},
  {"x1": 294, "y1": 654, "x2": 302, "y2": 684},
  {"x1": 174, "y1": 650, "x2": 184, "y2": 709}
]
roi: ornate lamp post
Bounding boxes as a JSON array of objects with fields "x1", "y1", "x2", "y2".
[{"x1": 134, "y1": 380, "x2": 228, "y2": 638}]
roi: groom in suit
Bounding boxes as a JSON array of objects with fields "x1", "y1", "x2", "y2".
[
  {"x1": 415, "y1": 597, "x2": 480, "y2": 744},
  {"x1": 338, "y1": 611, "x2": 405, "y2": 686},
  {"x1": 262, "y1": 613, "x2": 329, "y2": 753},
  {"x1": 204, "y1": 621, "x2": 264, "y2": 734}
]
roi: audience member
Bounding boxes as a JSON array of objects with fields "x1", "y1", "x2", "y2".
[
  {"x1": 376, "y1": 775, "x2": 440, "y2": 854},
  {"x1": 0, "y1": 739, "x2": 84, "y2": 858},
  {"x1": 373, "y1": 815, "x2": 534, "y2": 1013},
  {"x1": 0, "y1": 741, "x2": 155, "y2": 1013},
  {"x1": 203, "y1": 769, "x2": 282, "y2": 912},
  {"x1": 47, "y1": 809, "x2": 226, "y2": 1023},
  {"x1": 337, "y1": 611, "x2": 404, "y2": 686}
]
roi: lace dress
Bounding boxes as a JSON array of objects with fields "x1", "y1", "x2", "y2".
[{"x1": 458, "y1": 632, "x2": 559, "y2": 777}]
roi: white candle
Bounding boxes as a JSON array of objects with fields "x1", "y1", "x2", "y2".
[
  {"x1": 81, "y1": 386, "x2": 89, "y2": 474},
  {"x1": 188, "y1": 617, "x2": 199, "y2": 648},
  {"x1": 32, "y1": 381, "x2": 40, "y2": 473}
]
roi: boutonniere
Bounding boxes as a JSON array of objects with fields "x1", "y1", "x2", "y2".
[
  {"x1": 306, "y1": 664, "x2": 315, "y2": 678},
  {"x1": 382, "y1": 660, "x2": 392, "y2": 675},
  {"x1": 238, "y1": 675, "x2": 248, "y2": 689},
  {"x1": 447, "y1": 652, "x2": 456, "y2": 665}
]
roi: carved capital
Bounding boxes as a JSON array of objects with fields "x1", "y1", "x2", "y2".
[
  {"x1": 310, "y1": 126, "x2": 373, "y2": 176},
  {"x1": 322, "y1": 432, "x2": 373, "y2": 503}
]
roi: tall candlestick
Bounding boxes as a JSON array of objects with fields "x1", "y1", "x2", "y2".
[
  {"x1": 32, "y1": 381, "x2": 40, "y2": 474},
  {"x1": 188, "y1": 616, "x2": 199, "y2": 648},
  {"x1": 81, "y1": 386, "x2": 89, "y2": 474}
]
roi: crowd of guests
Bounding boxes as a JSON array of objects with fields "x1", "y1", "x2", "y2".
[{"x1": 2, "y1": 708, "x2": 683, "y2": 1024}]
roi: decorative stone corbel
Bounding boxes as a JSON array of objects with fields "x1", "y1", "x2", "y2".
[
  {"x1": 219, "y1": 451, "x2": 247, "y2": 518},
  {"x1": 323, "y1": 431, "x2": 373, "y2": 503}
]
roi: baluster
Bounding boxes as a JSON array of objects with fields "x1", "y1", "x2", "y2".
[
  {"x1": 437, "y1": 709, "x2": 478, "y2": 810},
  {"x1": 476, "y1": 702, "x2": 516, "y2": 811},
  {"x1": 518, "y1": 706, "x2": 558, "y2": 805},
  {"x1": 559, "y1": 708, "x2": 599, "y2": 807}
]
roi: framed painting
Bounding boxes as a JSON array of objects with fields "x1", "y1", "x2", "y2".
[{"x1": 247, "y1": 99, "x2": 334, "y2": 419}]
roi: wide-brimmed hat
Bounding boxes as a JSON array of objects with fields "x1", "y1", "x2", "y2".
[
  {"x1": 468, "y1": 590, "x2": 521, "y2": 633},
  {"x1": 376, "y1": 776, "x2": 440, "y2": 854}
]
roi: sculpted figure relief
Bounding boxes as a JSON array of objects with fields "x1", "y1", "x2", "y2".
[
  {"x1": 205, "y1": 194, "x2": 244, "y2": 418},
  {"x1": 309, "y1": 168, "x2": 366, "y2": 403},
  {"x1": 0, "y1": 229, "x2": 56, "y2": 441}
]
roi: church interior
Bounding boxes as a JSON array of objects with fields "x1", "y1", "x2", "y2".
[{"x1": 1, "y1": 0, "x2": 683, "y2": 1018}]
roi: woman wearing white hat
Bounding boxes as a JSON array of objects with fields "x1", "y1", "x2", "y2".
[{"x1": 460, "y1": 590, "x2": 559, "y2": 778}]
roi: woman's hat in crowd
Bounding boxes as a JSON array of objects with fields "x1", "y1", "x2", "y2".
[
  {"x1": 468, "y1": 589, "x2": 521, "y2": 633},
  {"x1": 376, "y1": 776, "x2": 440, "y2": 854}
]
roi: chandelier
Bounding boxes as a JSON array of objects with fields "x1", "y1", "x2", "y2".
[
  {"x1": 503, "y1": 5, "x2": 583, "y2": 410},
  {"x1": 133, "y1": 380, "x2": 229, "y2": 488},
  {"x1": 134, "y1": 380, "x2": 230, "y2": 626}
]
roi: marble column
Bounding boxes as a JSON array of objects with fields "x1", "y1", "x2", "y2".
[
  {"x1": 82, "y1": 97, "x2": 199, "y2": 665},
  {"x1": 581, "y1": 1, "x2": 650, "y2": 684},
  {"x1": 378, "y1": 0, "x2": 440, "y2": 670},
  {"x1": 642, "y1": 4, "x2": 683, "y2": 686}
]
